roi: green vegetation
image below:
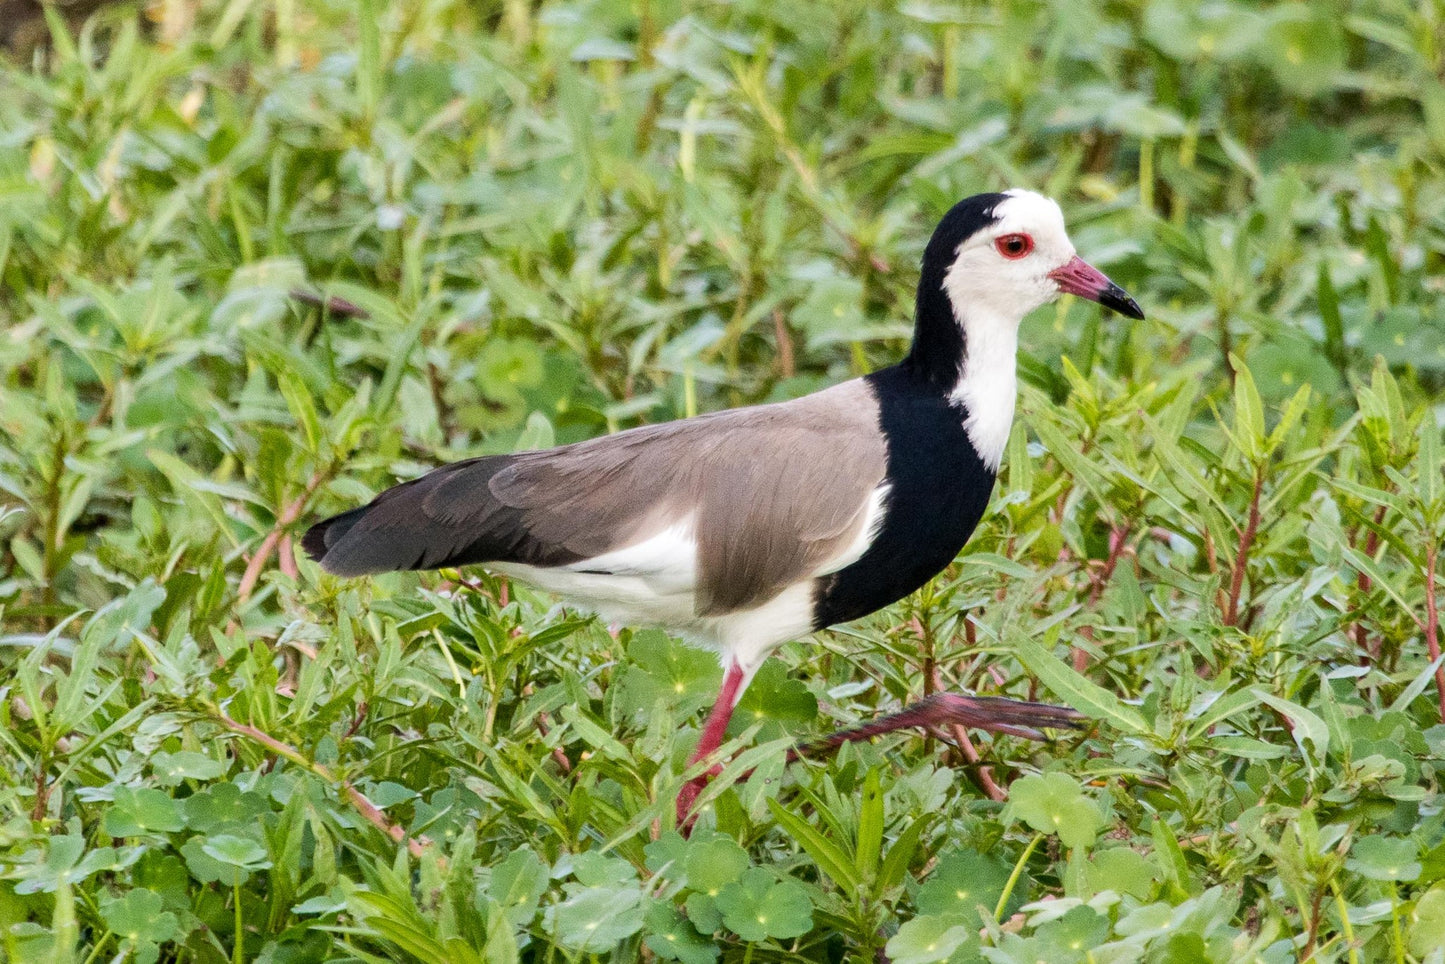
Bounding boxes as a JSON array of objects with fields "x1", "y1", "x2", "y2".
[{"x1": 2, "y1": 0, "x2": 1444, "y2": 960}]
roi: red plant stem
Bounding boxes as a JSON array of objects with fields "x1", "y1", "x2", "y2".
[
  {"x1": 216, "y1": 712, "x2": 431, "y2": 859},
  {"x1": 1352, "y1": 505, "x2": 1388, "y2": 661},
  {"x1": 930, "y1": 666, "x2": 1005, "y2": 802},
  {"x1": 238, "y1": 468, "x2": 331, "y2": 604},
  {"x1": 534, "y1": 711, "x2": 572, "y2": 774},
  {"x1": 32, "y1": 753, "x2": 50, "y2": 821},
  {"x1": 1426, "y1": 540, "x2": 1444, "y2": 724},
  {"x1": 772, "y1": 308, "x2": 795, "y2": 379},
  {"x1": 278, "y1": 534, "x2": 298, "y2": 580},
  {"x1": 1224, "y1": 469, "x2": 1263, "y2": 627},
  {"x1": 1073, "y1": 523, "x2": 1131, "y2": 672},
  {"x1": 912, "y1": 617, "x2": 935, "y2": 699}
]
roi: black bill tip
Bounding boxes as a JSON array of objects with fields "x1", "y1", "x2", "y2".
[{"x1": 1099, "y1": 282, "x2": 1145, "y2": 320}]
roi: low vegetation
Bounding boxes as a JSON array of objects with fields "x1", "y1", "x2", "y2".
[{"x1": 1, "y1": 0, "x2": 1444, "y2": 960}]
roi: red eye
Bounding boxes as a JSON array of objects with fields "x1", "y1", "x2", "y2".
[{"x1": 995, "y1": 233, "x2": 1034, "y2": 259}]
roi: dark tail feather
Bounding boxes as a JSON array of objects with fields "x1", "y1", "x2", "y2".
[{"x1": 301, "y1": 456, "x2": 582, "y2": 578}]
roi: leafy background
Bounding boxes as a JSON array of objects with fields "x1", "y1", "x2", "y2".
[{"x1": 1, "y1": 0, "x2": 1444, "y2": 960}]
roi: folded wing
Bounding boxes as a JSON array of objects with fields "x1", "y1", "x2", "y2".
[{"x1": 303, "y1": 382, "x2": 888, "y2": 617}]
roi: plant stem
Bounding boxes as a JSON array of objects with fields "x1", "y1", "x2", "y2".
[
  {"x1": 1425, "y1": 538, "x2": 1444, "y2": 723},
  {"x1": 233, "y1": 880, "x2": 243, "y2": 964},
  {"x1": 237, "y1": 465, "x2": 335, "y2": 604},
  {"x1": 1331, "y1": 880, "x2": 1359, "y2": 964},
  {"x1": 928, "y1": 666, "x2": 1004, "y2": 802},
  {"x1": 993, "y1": 832, "x2": 1044, "y2": 922},
  {"x1": 79, "y1": 930, "x2": 112, "y2": 964},
  {"x1": 1352, "y1": 504, "x2": 1388, "y2": 662},
  {"x1": 1074, "y1": 522, "x2": 1131, "y2": 672},
  {"x1": 1389, "y1": 881, "x2": 1404, "y2": 964},
  {"x1": 1224, "y1": 467, "x2": 1263, "y2": 627},
  {"x1": 214, "y1": 710, "x2": 432, "y2": 859}
]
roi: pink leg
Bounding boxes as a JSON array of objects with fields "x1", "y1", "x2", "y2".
[{"x1": 676, "y1": 661, "x2": 747, "y2": 829}]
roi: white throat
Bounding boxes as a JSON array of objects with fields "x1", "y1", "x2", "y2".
[{"x1": 947, "y1": 304, "x2": 1019, "y2": 472}]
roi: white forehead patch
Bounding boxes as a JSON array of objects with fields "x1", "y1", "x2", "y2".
[{"x1": 989, "y1": 189, "x2": 1070, "y2": 250}]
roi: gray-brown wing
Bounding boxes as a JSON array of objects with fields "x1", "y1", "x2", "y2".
[{"x1": 305, "y1": 381, "x2": 887, "y2": 615}]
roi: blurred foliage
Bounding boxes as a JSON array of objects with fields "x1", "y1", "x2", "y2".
[{"x1": 1, "y1": 0, "x2": 1444, "y2": 960}]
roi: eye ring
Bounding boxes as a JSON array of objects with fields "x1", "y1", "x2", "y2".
[{"x1": 995, "y1": 233, "x2": 1034, "y2": 260}]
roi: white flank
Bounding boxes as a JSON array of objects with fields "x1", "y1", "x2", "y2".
[
  {"x1": 704, "y1": 581, "x2": 818, "y2": 685},
  {"x1": 490, "y1": 519, "x2": 700, "y2": 629}
]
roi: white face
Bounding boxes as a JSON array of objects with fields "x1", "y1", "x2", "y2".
[{"x1": 940, "y1": 188, "x2": 1077, "y2": 326}]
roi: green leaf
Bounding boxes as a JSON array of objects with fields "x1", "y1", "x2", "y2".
[
  {"x1": 614, "y1": 630, "x2": 720, "y2": 719},
  {"x1": 683, "y1": 834, "x2": 750, "y2": 897},
  {"x1": 1013, "y1": 636, "x2": 1147, "y2": 734},
  {"x1": 714, "y1": 868, "x2": 813, "y2": 942},
  {"x1": 1348, "y1": 835, "x2": 1420, "y2": 882},
  {"x1": 572, "y1": 851, "x2": 637, "y2": 887},
  {"x1": 180, "y1": 836, "x2": 252, "y2": 887},
  {"x1": 100, "y1": 889, "x2": 178, "y2": 964},
  {"x1": 1036, "y1": 905, "x2": 1110, "y2": 955},
  {"x1": 884, "y1": 914, "x2": 976, "y2": 964},
  {"x1": 1028, "y1": 414, "x2": 1114, "y2": 502},
  {"x1": 487, "y1": 849, "x2": 550, "y2": 928},
  {"x1": 149, "y1": 750, "x2": 226, "y2": 786},
  {"x1": 1081, "y1": 847, "x2": 1156, "y2": 899},
  {"x1": 1150, "y1": 818, "x2": 1191, "y2": 896},
  {"x1": 1263, "y1": 384, "x2": 1312, "y2": 456},
  {"x1": 916, "y1": 848, "x2": 1014, "y2": 923},
  {"x1": 1411, "y1": 884, "x2": 1445, "y2": 958},
  {"x1": 1253, "y1": 690, "x2": 1330, "y2": 767},
  {"x1": 644, "y1": 902, "x2": 719, "y2": 964},
  {"x1": 1316, "y1": 264, "x2": 1345, "y2": 371},
  {"x1": 543, "y1": 886, "x2": 645, "y2": 951},
  {"x1": 1186, "y1": 687, "x2": 1265, "y2": 741},
  {"x1": 1007, "y1": 773, "x2": 1103, "y2": 850},
  {"x1": 100, "y1": 889, "x2": 179, "y2": 944},
  {"x1": 183, "y1": 782, "x2": 268, "y2": 826},
  {"x1": 732, "y1": 660, "x2": 817, "y2": 735},
  {"x1": 1230, "y1": 355, "x2": 1266, "y2": 463},
  {"x1": 103, "y1": 787, "x2": 186, "y2": 837},
  {"x1": 878, "y1": 814, "x2": 936, "y2": 893},
  {"x1": 766, "y1": 799, "x2": 862, "y2": 897},
  {"x1": 1419, "y1": 415, "x2": 1441, "y2": 512},
  {"x1": 854, "y1": 767, "x2": 884, "y2": 880},
  {"x1": 200, "y1": 834, "x2": 272, "y2": 870}
]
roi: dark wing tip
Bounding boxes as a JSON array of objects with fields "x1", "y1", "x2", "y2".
[
  {"x1": 301, "y1": 519, "x2": 331, "y2": 565},
  {"x1": 300, "y1": 506, "x2": 375, "y2": 575}
]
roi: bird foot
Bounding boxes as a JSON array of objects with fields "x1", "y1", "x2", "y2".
[{"x1": 804, "y1": 692, "x2": 1085, "y2": 755}]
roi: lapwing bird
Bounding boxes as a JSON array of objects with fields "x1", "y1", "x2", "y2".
[{"x1": 303, "y1": 189, "x2": 1144, "y2": 825}]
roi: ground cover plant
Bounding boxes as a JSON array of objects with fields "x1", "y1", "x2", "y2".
[{"x1": 1, "y1": 0, "x2": 1444, "y2": 960}]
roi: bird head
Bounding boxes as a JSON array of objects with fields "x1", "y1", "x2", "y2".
[{"x1": 928, "y1": 189, "x2": 1144, "y2": 327}]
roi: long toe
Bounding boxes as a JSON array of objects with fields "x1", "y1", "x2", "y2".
[
  {"x1": 803, "y1": 692, "x2": 1087, "y2": 756},
  {"x1": 934, "y1": 693, "x2": 1087, "y2": 735}
]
